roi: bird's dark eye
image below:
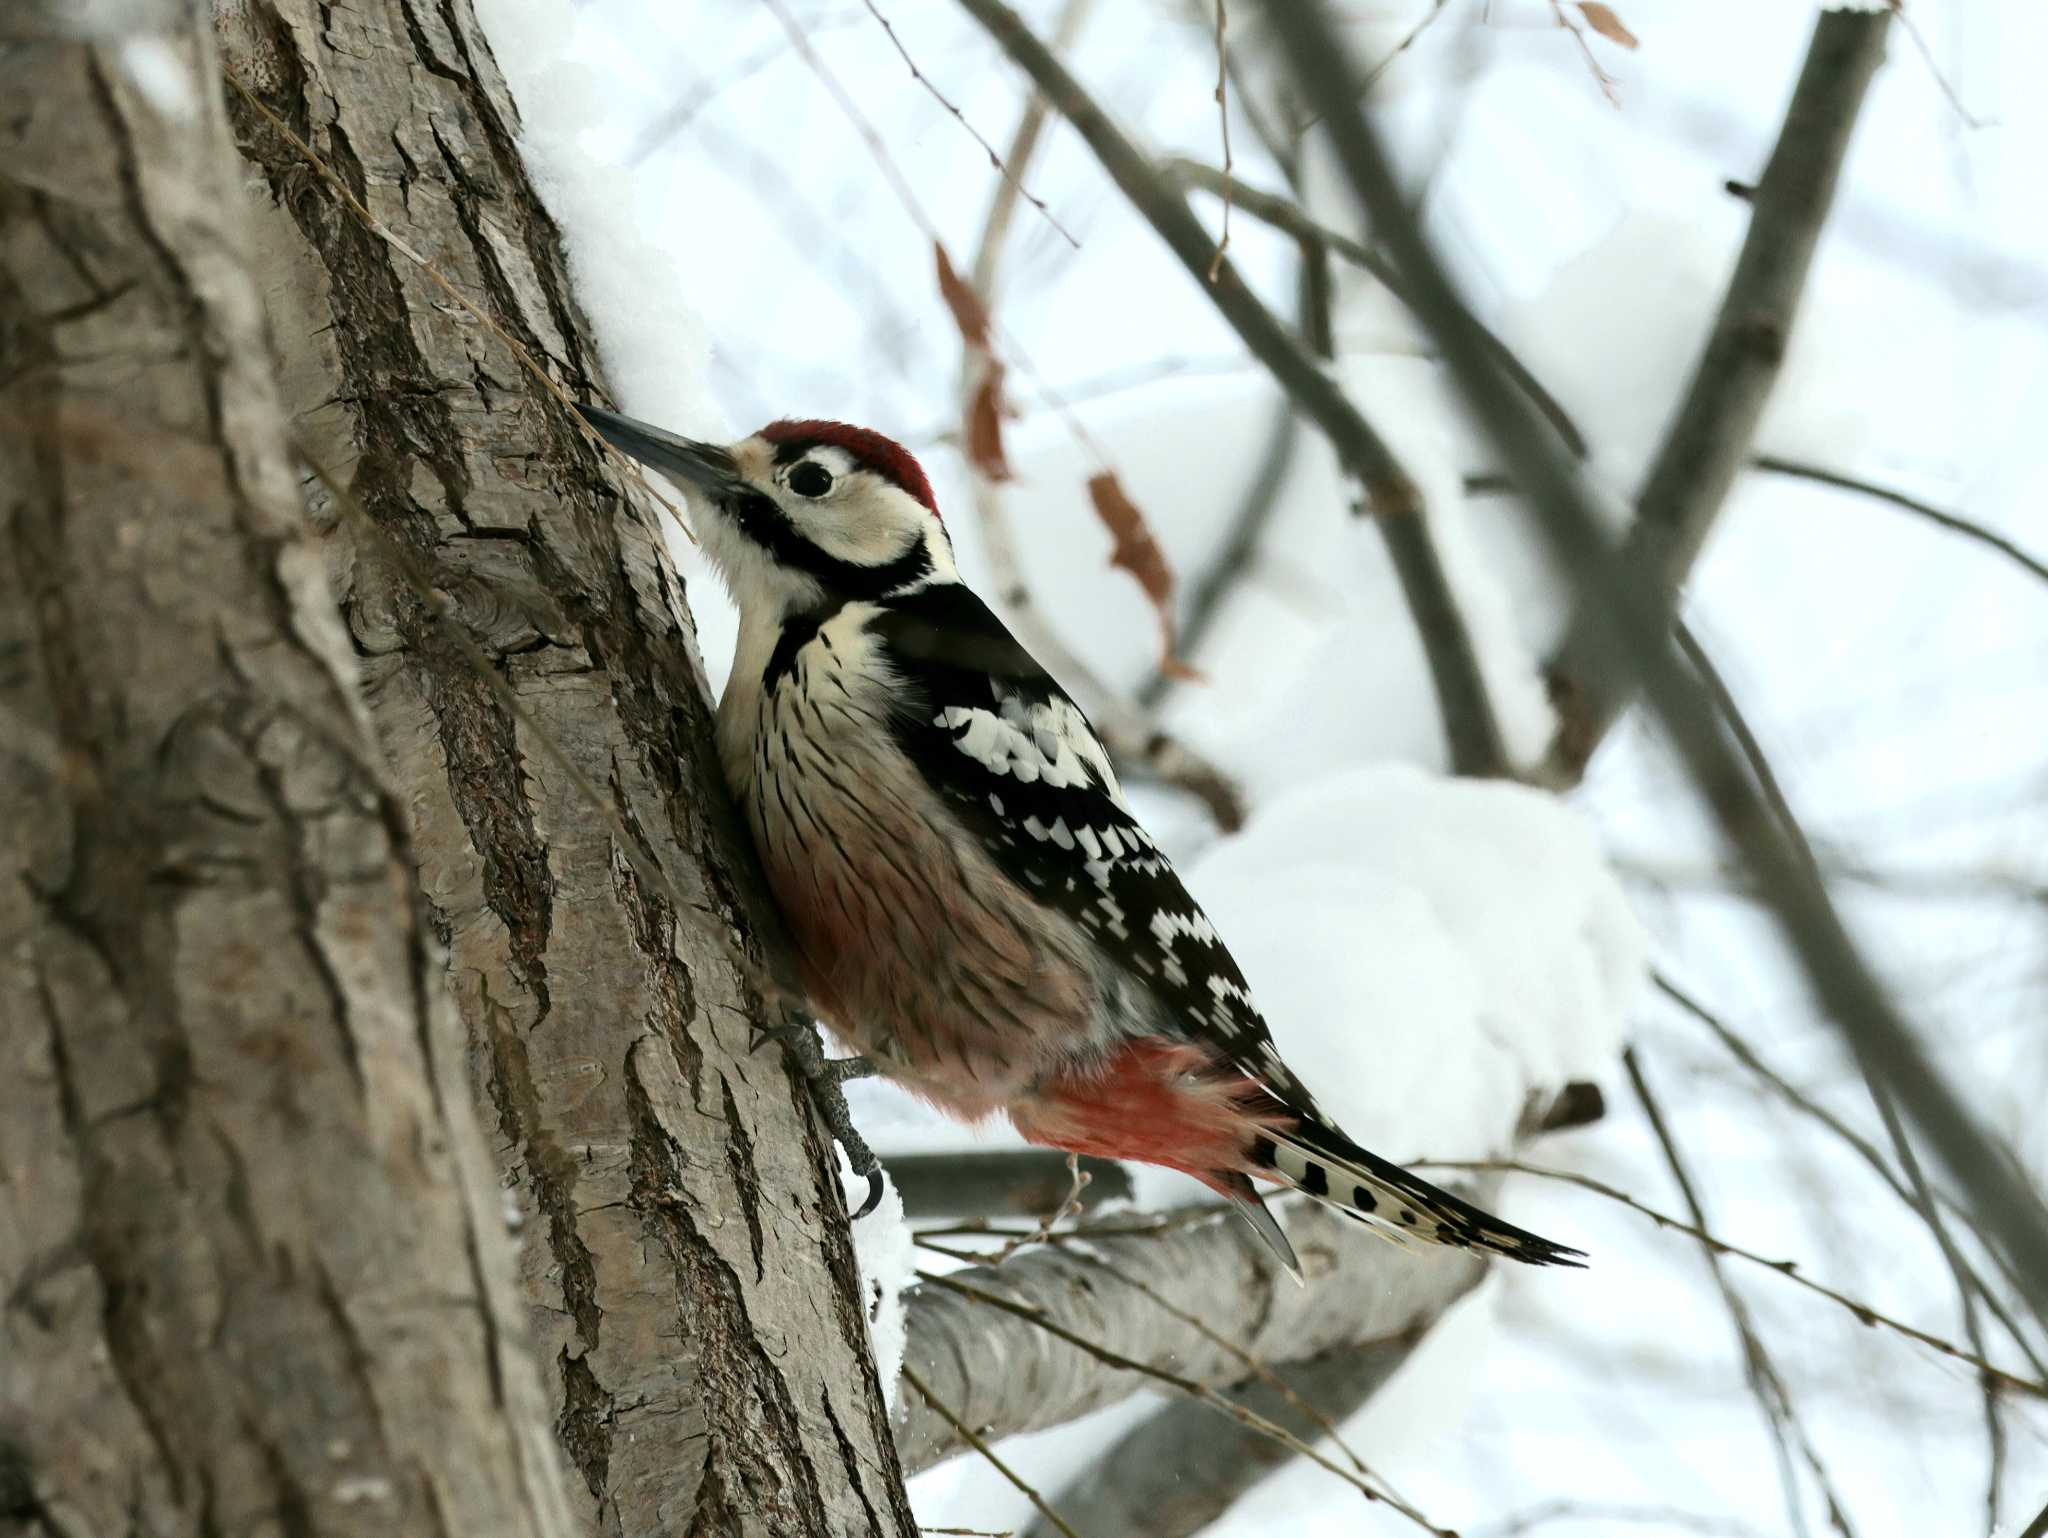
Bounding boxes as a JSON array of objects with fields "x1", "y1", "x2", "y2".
[{"x1": 790, "y1": 462, "x2": 833, "y2": 498}]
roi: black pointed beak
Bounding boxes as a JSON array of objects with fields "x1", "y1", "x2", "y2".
[{"x1": 576, "y1": 403, "x2": 741, "y2": 495}]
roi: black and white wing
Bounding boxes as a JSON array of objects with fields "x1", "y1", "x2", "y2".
[
  {"x1": 869, "y1": 583, "x2": 1589, "y2": 1268},
  {"x1": 868, "y1": 582, "x2": 1308, "y2": 1100}
]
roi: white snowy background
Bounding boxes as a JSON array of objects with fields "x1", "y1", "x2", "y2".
[{"x1": 473, "y1": 1, "x2": 2048, "y2": 1534}]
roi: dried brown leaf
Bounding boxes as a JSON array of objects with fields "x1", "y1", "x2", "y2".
[
  {"x1": 966, "y1": 365, "x2": 1012, "y2": 482},
  {"x1": 1085, "y1": 470, "x2": 1190, "y2": 673},
  {"x1": 1578, "y1": 2, "x2": 1639, "y2": 49},
  {"x1": 934, "y1": 240, "x2": 992, "y2": 352}
]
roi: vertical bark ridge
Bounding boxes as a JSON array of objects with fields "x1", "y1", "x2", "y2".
[{"x1": 216, "y1": 1, "x2": 918, "y2": 1531}]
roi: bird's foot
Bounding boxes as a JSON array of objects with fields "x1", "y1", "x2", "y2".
[{"x1": 754, "y1": 1015, "x2": 886, "y2": 1218}]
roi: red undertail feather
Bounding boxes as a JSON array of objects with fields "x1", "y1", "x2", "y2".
[
  {"x1": 1010, "y1": 1040, "x2": 1292, "y2": 1186},
  {"x1": 1012, "y1": 1041, "x2": 1586, "y2": 1272}
]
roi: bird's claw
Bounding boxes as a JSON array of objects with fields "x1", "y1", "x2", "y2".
[
  {"x1": 756, "y1": 1013, "x2": 885, "y2": 1219},
  {"x1": 749, "y1": 1018, "x2": 816, "y2": 1056}
]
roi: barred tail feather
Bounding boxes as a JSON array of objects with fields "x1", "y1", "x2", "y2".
[{"x1": 1253, "y1": 1126, "x2": 1587, "y2": 1269}]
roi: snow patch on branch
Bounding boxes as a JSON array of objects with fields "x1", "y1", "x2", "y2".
[{"x1": 1177, "y1": 766, "x2": 1644, "y2": 1171}]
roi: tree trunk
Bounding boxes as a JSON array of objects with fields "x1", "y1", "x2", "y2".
[
  {"x1": 0, "y1": 10, "x2": 573, "y2": 1534},
  {"x1": 3, "y1": 1, "x2": 915, "y2": 1533}
]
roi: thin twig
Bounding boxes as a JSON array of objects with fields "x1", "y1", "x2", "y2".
[
  {"x1": 1686, "y1": 586, "x2": 2014, "y2": 1515},
  {"x1": 901, "y1": 1366, "x2": 1083, "y2": 1538},
  {"x1": 626, "y1": 9, "x2": 873, "y2": 164},
  {"x1": 1545, "y1": 0, "x2": 1619, "y2": 105},
  {"x1": 1886, "y1": 0, "x2": 1987, "y2": 129},
  {"x1": 1545, "y1": 11, "x2": 1891, "y2": 778},
  {"x1": 1270, "y1": 0, "x2": 2048, "y2": 1331},
  {"x1": 971, "y1": 0, "x2": 1093, "y2": 297},
  {"x1": 1656, "y1": 971, "x2": 2048, "y2": 1387},
  {"x1": 890, "y1": 1149, "x2": 1132, "y2": 1218},
  {"x1": 1411, "y1": 1156, "x2": 2045, "y2": 1399},
  {"x1": 1669, "y1": 621, "x2": 2048, "y2": 1410},
  {"x1": 957, "y1": 0, "x2": 1246, "y2": 830},
  {"x1": 1655, "y1": 975, "x2": 1912, "y2": 1204},
  {"x1": 958, "y1": 0, "x2": 1510, "y2": 779},
  {"x1": 762, "y1": 0, "x2": 942, "y2": 239},
  {"x1": 1074, "y1": 1249, "x2": 1399, "y2": 1492},
  {"x1": 985, "y1": 1154, "x2": 1090, "y2": 1263},
  {"x1": 1472, "y1": 1501, "x2": 1773, "y2": 1538},
  {"x1": 1205, "y1": 0, "x2": 1233, "y2": 282},
  {"x1": 1183, "y1": 0, "x2": 1291, "y2": 170},
  {"x1": 1136, "y1": 387, "x2": 1297, "y2": 711},
  {"x1": 1164, "y1": 158, "x2": 1588, "y2": 458},
  {"x1": 859, "y1": 0, "x2": 1078, "y2": 248},
  {"x1": 1622, "y1": 852, "x2": 2048, "y2": 907},
  {"x1": 1288, "y1": 0, "x2": 1451, "y2": 133},
  {"x1": 1016, "y1": 1337, "x2": 1423, "y2": 1538},
  {"x1": 1367, "y1": 0, "x2": 1451, "y2": 90},
  {"x1": 1625, "y1": 1046, "x2": 1853, "y2": 1538},
  {"x1": 1752, "y1": 455, "x2": 2048, "y2": 586},
  {"x1": 914, "y1": 1269, "x2": 1456, "y2": 1537},
  {"x1": 1866, "y1": 1077, "x2": 2006, "y2": 1533}
]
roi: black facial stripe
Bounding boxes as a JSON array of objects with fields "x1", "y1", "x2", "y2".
[
  {"x1": 728, "y1": 491, "x2": 932, "y2": 599},
  {"x1": 763, "y1": 601, "x2": 847, "y2": 694}
]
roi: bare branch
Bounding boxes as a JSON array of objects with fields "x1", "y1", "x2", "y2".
[
  {"x1": 767, "y1": 3, "x2": 1234, "y2": 828},
  {"x1": 859, "y1": 0, "x2": 1079, "y2": 248},
  {"x1": 889, "y1": 1150, "x2": 1132, "y2": 1217},
  {"x1": 895, "y1": 1195, "x2": 1488, "y2": 1474},
  {"x1": 1164, "y1": 157, "x2": 1589, "y2": 458},
  {"x1": 1206, "y1": 0, "x2": 1234, "y2": 281},
  {"x1": 914, "y1": 1268, "x2": 1454, "y2": 1535},
  {"x1": 1753, "y1": 454, "x2": 2048, "y2": 586},
  {"x1": 902, "y1": 1366, "x2": 1083, "y2": 1538},
  {"x1": 954, "y1": 9, "x2": 1245, "y2": 829},
  {"x1": 1654, "y1": 973, "x2": 2048, "y2": 1386},
  {"x1": 1478, "y1": 453, "x2": 2048, "y2": 588},
  {"x1": 1268, "y1": 0, "x2": 2048, "y2": 1331},
  {"x1": 1674, "y1": 618, "x2": 2019, "y2": 1525},
  {"x1": 1473, "y1": 1501, "x2": 1775, "y2": 1538},
  {"x1": 1022, "y1": 1337, "x2": 1424, "y2": 1538},
  {"x1": 957, "y1": 0, "x2": 1511, "y2": 778},
  {"x1": 763, "y1": 0, "x2": 943, "y2": 239},
  {"x1": 1062, "y1": 1249, "x2": 1399, "y2": 1489},
  {"x1": 1865, "y1": 1078, "x2": 2007, "y2": 1533},
  {"x1": 971, "y1": 0, "x2": 1094, "y2": 297},
  {"x1": 1137, "y1": 385, "x2": 1299, "y2": 711},
  {"x1": 1413, "y1": 1156, "x2": 2045, "y2": 1399},
  {"x1": 1547, "y1": 12, "x2": 1892, "y2": 776},
  {"x1": 1625, "y1": 1047, "x2": 1858, "y2": 1538}
]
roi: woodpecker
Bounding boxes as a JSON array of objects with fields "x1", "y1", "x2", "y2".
[{"x1": 578, "y1": 402, "x2": 1583, "y2": 1274}]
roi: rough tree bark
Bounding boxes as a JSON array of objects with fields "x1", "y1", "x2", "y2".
[
  {"x1": 0, "y1": 10, "x2": 573, "y2": 1533},
  {"x1": 3, "y1": 1, "x2": 915, "y2": 1535},
  {"x1": 210, "y1": 1, "x2": 917, "y2": 1533}
]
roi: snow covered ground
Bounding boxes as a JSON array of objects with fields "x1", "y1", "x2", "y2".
[{"x1": 478, "y1": 1, "x2": 2048, "y2": 1533}]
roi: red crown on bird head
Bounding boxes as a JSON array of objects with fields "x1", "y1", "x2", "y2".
[{"x1": 759, "y1": 419, "x2": 939, "y2": 520}]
